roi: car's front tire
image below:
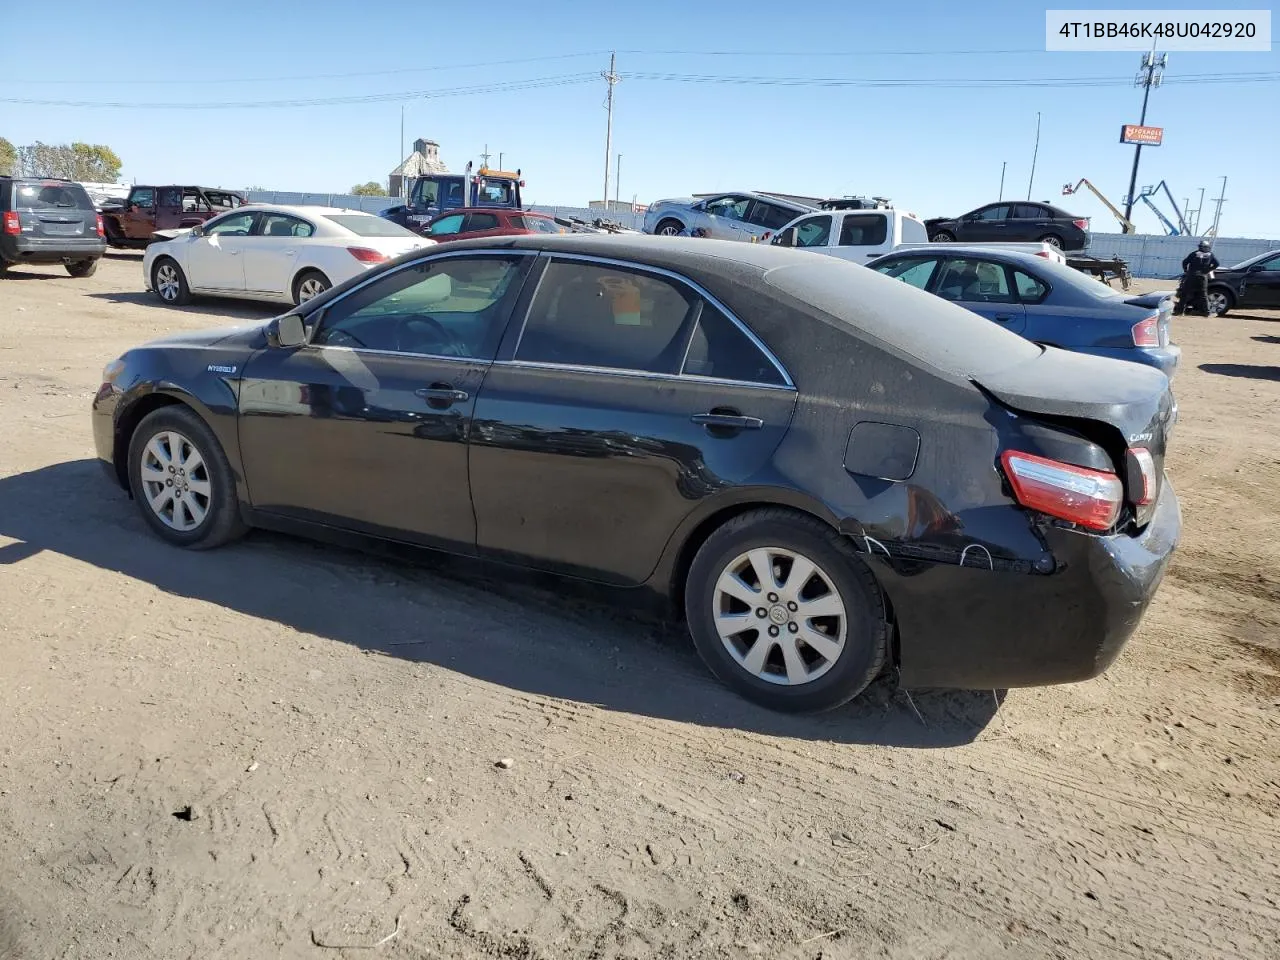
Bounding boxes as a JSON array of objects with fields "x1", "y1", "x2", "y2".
[
  {"x1": 1207, "y1": 287, "x2": 1234, "y2": 317},
  {"x1": 65, "y1": 259, "x2": 98, "y2": 278},
  {"x1": 151, "y1": 257, "x2": 190, "y2": 305},
  {"x1": 654, "y1": 218, "x2": 685, "y2": 237},
  {"x1": 929, "y1": 230, "x2": 954, "y2": 242},
  {"x1": 293, "y1": 269, "x2": 331, "y2": 304},
  {"x1": 126, "y1": 406, "x2": 247, "y2": 550},
  {"x1": 684, "y1": 508, "x2": 889, "y2": 713}
]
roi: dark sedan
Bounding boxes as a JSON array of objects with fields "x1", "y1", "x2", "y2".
[
  {"x1": 92, "y1": 235, "x2": 1180, "y2": 712},
  {"x1": 867, "y1": 246, "x2": 1180, "y2": 378},
  {"x1": 925, "y1": 202, "x2": 1090, "y2": 251},
  {"x1": 1206, "y1": 249, "x2": 1280, "y2": 316}
]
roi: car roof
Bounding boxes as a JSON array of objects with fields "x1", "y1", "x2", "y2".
[
  {"x1": 434, "y1": 207, "x2": 551, "y2": 217},
  {"x1": 875, "y1": 245, "x2": 1053, "y2": 265},
  {"x1": 238, "y1": 203, "x2": 376, "y2": 217},
  {"x1": 409, "y1": 234, "x2": 1042, "y2": 380}
]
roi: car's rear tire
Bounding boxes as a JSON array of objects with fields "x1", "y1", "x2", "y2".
[
  {"x1": 655, "y1": 218, "x2": 685, "y2": 237},
  {"x1": 293, "y1": 269, "x2": 331, "y2": 304},
  {"x1": 126, "y1": 406, "x2": 247, "y2": 550},
  {"x1": 1207, "y1": 287, "x2": 1233, "y2": 317},
  {"x1": 1038, "y1": 234, "x2": 1064, "y2": 249},
  {"x1": 929, "y1": 230, "x2": 954, "y2": 242},
  {"x1": 684, "y1": 508, "x2": 889, "y2": 713},
  {"x1": 151, "y1": 257, "x2": 191, "y2": 305},
  {"x1": 65, "y1": 259, "x2": 98, "y2": 278}
]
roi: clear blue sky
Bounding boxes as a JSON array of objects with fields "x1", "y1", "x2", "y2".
[{"x1": 3, "y1": 0, "x2": 1277, "y2": 236}]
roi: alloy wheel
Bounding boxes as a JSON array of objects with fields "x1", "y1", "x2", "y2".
[
  {"x1": 156, "y1": 263, "x2": 180, "y2": 301},
  {"x1": 658, "y1": 224, "x2": 682, "y2": 236},
  {"x1": 1207, "y1": 291, "x2": 1228, "y2": 316},
  {"x1": 712, "y1": 547, "x2": 847, "y2": 685},
  {"x1": 298, "y1": 277, "x2": 328, "y2": 301},
  {"x1": 138, "y1": 430, "x2": 211, "y2": 532}
]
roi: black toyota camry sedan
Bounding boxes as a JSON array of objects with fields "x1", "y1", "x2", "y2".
[{"x1": 92, "y1": 234, "x2": 1181, "y2": 712}]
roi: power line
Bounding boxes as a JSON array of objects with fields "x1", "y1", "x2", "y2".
[{"x1": 3, "y1": 69, "x2": 1277, "y2": 110}]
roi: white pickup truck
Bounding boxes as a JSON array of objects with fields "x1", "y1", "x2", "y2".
[{"x1": 771, "y1": 208, "x2": 1068, "y2": 265}]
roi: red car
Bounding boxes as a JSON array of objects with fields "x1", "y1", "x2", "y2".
[{"x1": 421, "y1": 207, "x2": 564, "y2": 242}]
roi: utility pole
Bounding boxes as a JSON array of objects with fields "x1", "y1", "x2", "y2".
[
  {"x1": 398, "y1": 105, "x2": 405, "y2": 197},
  {"x1": 1122, "y1": 49, "x2": 1167, "y2": 224},
  {"x1": 498, "y1": 152, "x2": 503, "y2": 170},
  {"x1": 1208, "y1": 176, "x2": 1228, "y2": 240},
  {"x1": 602, "y1": 52, "x2": 619, "y2": 207},
  {"x1": 615, "y1": 153, "x2": 622, "y2": 207},
  {"x1": 1026, "y1": 113, "x2": 1040, "y2": 200},
  {"x1": 480, "y1": 144, "x2": 491, "y2": 167},
  {"x1": 1194, "y1": 186, "x2": 1206, "y2": 234},
  {"x1": 998, "y1": 161, "x2": 1007, "y2": 201}
]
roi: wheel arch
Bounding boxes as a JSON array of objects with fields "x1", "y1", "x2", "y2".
[
  {"x1": 292, "y1": 265, "x2": 330, "y2": 300},
  {"x1": 112, "y1": 386, "x2": 241, "y2": 499}
]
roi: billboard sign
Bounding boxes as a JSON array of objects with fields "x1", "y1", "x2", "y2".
[{"x1": 1120, "y1": 124, "x2": 1164, "y2": 145}]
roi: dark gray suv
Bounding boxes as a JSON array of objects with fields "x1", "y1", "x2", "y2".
[{"x1": 1, "y1": 176, "x2": 107, "y2": 277}]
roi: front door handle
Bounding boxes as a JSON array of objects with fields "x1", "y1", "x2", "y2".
[
  {"x1": 993, "y1": 313, "x2": 1015, "y2": 322},
  {"x1": 415, "y1": 384, "x2": 470, "y2": 407},
  {"x1": 692, "y1": 412, "x2": 763, "y2": 430}
]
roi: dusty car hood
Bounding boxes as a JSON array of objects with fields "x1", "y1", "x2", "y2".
[
  {"x1": 151, "y1": 228, "x2": 193, "y2": 242},
  {"x1": 142, "y1": 323, "x2": 267, "y2": 351}
]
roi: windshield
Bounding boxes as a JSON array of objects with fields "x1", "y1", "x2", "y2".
[
  {"x1": 11, "y1": 180, "x2": 95, "y2": 211},
  {"x1": 325, "y1": 214, "x2": 418, "y2": 238}
]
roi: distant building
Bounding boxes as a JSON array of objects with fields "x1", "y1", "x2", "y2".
[{"x1": 389, "y1": 138, "x2": 449, "y2": 199}]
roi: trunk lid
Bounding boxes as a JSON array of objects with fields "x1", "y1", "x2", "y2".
[{"x1": 974, "y1": 346, "x2": 1175, "y2": 522}]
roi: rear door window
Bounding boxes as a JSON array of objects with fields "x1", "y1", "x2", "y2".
[
  {"x1": 935, "y1": 258, "x2": 1014, "y2": 303},
  {"x1": 681, "y1": 304, "x2": 788, "y2": 386},
  {"x1": 838, "y1": 214, "x2": 889, "y2": 247},
  {"x1": 1013, "y1": 270, "x2": 1049, "y2": 302},
  {"x1": 12, "y1": 181, "x2": 96, "y2": 211},
  {"x1": 465, "y1": 213, "x2": 500, "y2": 231},
  {"x1": 157, "y1": 187, "x2": 182, "y2": 208},
  {"x1": 259, "y1": 213, "x2": 315, "y2": 238},
  {"x1": 515, "y1": 260, "x2": 699, "y2": 374}
]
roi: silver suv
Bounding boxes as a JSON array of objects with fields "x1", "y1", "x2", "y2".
[{"x1": 644, "y1": 191, "x2": 815, "y2": 242}]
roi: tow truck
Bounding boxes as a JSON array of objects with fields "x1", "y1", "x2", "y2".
[{"x1": 381, "y1": 162, "x2": 525, "y2": 235}]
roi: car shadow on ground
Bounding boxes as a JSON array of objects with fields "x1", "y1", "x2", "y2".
[
  {"x1": 0, "y1": 460, "x2": 1002, "y2": 748},
  {"x1": 85, "y1": 290, "x2": 281, "y2": 322},
  {"x1": 1251, "y1": 335, "x2": 1280, "y2": 345},
  {"x1": 1198, "y1": 362, "x2": 1280, "y2": 382}
]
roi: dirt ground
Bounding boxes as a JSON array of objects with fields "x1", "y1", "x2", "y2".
[{"x1": 1, "y1": 252, "x2": 1277, "y2": 960}]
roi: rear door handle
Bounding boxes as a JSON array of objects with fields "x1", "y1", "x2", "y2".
[
  {"x1": 415, "y1": 384, "x2": 470, "y2": 406},
  {"x1": 692, "y1": 412, "x2": 763, "y2": 430}
]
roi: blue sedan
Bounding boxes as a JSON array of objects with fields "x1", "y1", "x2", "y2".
[{"x1": 867, "y1": 246, "x2": 1180, "y2": 377}]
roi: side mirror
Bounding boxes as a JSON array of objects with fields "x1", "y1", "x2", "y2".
[
  {"x1": 690, "y1": 200, "x2": 706, "y2": 211},
  {"x1": 271, "y1": 313, "x2": 307, "y2": 348},
  {"x1": 774, "y1": 227, "x2": 797, "y2": 247},
  {"x1": 189, "y1": 224, "x2": 204, "y2": 238},
  {"x1": 1246, "y1": 263, "x2": 1264, "y2": 273}
]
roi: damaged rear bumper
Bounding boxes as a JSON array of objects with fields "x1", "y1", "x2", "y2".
[{"x1": 864, "y1": 477, "x2": 1181, "y2": 689}]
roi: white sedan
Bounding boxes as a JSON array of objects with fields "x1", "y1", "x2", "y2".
[{"x1": 143, "y1": 204, "x2": 434, "y2": 307}]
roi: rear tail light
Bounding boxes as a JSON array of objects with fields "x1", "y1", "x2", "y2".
[
  {"x1": 1000, "y1": 450, "x2": 1123, "y2": 531},
  {"x1": 95, "y1": 214, "x2": 105, "y2": 237},
  {"x1": 1131, "y1": 315, "x2": 1160, "y2": 347},
  {"x1": 347, "y1": 246, "x2": 388, "y2": 263},
  {"x1": 1073, "y1": 218, "x2": 1089, "y2": 230},
  {"x1": 1126, "y1": 447, "x2": 1157, "y2": 505},
  {"x1": 1036, "y1": 250, "x2": 1052, "y2": 259},
  {"x1": 3, "y1": 211, "x2": 20, "y2": 235}
]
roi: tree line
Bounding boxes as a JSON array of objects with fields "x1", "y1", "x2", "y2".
[{"x1": 0, "y1": 137, "x2": 123, "y2": 182}]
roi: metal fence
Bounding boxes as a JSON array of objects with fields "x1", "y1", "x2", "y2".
[
  {"x1": 244, "y1": 192, "x2": 1274, "y2": 277},
  {"x1": 1085, "y1": 233, "x2": 1278, "y2": 279},
  {"x1": 244, "y1": 191, "x2": 646, "y2": 230}
]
